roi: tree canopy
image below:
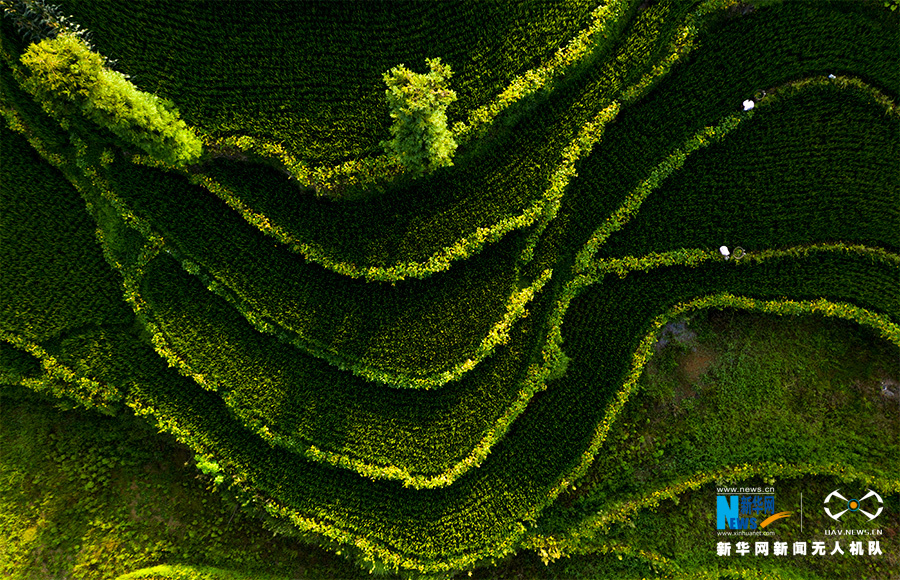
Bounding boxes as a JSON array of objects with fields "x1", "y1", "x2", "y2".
[
  {"x1": 20, "y1": 32, "x2": 202, "y2": 166},
  {"x1": 381, "y1": 57, "x2": 458, "y2": 176}
]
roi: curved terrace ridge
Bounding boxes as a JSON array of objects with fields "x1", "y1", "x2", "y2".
[
  {"x1": 1, "y1": 0, "x2": 898, "y2": 576},
  {"x1": 131, "y1": 0, "x2": 740, "y2": 282}
]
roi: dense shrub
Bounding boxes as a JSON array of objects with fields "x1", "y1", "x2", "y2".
[
  {"x1": 18, "y1": 31, "x2": 102, "y2": 113},
  {"x1": 19, "y1": 32, "x2": 202, "y2": 166},
  {"x1": 2, "y1": 0, "x2": 898, "y2": 576}
]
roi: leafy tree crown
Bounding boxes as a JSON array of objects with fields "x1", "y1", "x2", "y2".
[{"x1": 381, "y1": 57, "x2": 458, "y2": 176}]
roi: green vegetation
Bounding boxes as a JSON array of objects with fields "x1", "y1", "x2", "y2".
[
  {"x1": 528, "y1": 308, "x2": 899, "y2": 579},
  {"x1": 46, "y1": 0, "x2": 603, "y2": 163},
  {"x1": 1, "y1": 0, "x2": 897, "y2": 577},
  {"x1": 154, "y1": 0, "x2": 695, "y2": 278},
  {"x1": 19, "y1": 33, "x2": 202, "y2": 166},
  {"x1": 3, "y1": 310, "x2": 895, "y2": 579},
  {"x1": 382, "y1": 58, "x2": 458, "y2": 176},
  {"x1": 0, "y1": 126, "x2": 131, "y2": 344}
]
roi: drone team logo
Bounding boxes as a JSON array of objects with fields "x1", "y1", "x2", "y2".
[{"x1": 824, "y1": 489, "x2": 883, "y2": 521}]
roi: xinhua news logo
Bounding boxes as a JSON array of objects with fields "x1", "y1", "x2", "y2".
[
  {"x1": 717, "y1": 488, "x2": 791, "y2": 533},
  {"x1": 824, "y1": 489, "x2": 883, "y2": 522}
]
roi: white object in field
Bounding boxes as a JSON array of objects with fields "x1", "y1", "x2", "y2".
[
  {"x1": 742, "y1": 99, "x2": 755, "y2": 111},
  {"x1": 828, "y1": 74, "x2": 836, "y2": 79},
  {"x1": 719, "y1": 245, "x2": 730, "y2": 260}
]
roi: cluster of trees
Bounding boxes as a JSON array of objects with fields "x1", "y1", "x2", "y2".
[
  {"x1": 11, "y1": 0, "x2": 459, "y2": 178},
  {"x1": 11, "y1": 0, "x2": 454, "y2": 179},
  {"x1": 19, "y1": 32, "x2": 202, "y2": 166}
]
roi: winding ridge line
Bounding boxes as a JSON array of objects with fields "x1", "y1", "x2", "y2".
[
  {"x1": 11, "y1": 127, "x2": 544, "y2": 389},
  {"x1": 0, "y1": 332, "x2": 121, "y2": 412},
  {"x1": 119, "y1": 66, "x2": 899, "y2": 484},
  {"x1": 111, "y1": 232, "x2": 550, "y2": 487},
  {"x1": 4, "y1": 52, "x2": 895, "y2": 495},
  {"x1": 1, "y1": 85, "x2": 558, "y2": 488},
  {"x1": 2, "y1": 0, "x2": 898, "y2": 575},
  {"x1": 12, "y1": 81, "x2": 892, "y2": 560},
  {"x1": 131, "y1": 0, "x2": 742, "y2": 282},
  {"x1": 174, "y1": 246, "x2": 897, "y2": 573},
  {"x1": 574, "y1": 74, "x2": 899, "y2": 274},
  {"x1": 202, "y1": 0, "x2": 638, "y2": 172}
]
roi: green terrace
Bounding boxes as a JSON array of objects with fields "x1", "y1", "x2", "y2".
[{"x1": 1, "y1": 0, "x2": 897, "y2": 577}]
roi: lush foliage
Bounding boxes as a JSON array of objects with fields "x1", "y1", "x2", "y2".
[
  {"x1": 1, "y1": 0, "x2": 898, "y2": 577},
  {"x1": 20, "y1": 0, "x2": 604, "y2": 169},
  {"x1": 148, "y1": 0, "x2": 697, "y2": 279},
  {"x1": 19, "y1": 33, "x2": 202, "y2": 165},
  {"x1": 381, "y1": 57, "x2": 458, "y2": 176}
]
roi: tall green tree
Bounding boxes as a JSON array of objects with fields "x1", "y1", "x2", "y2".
[{"x1": 381, "y1": 57, "x2": 457, "y2": 176}]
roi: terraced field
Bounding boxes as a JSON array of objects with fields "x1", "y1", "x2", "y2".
[{"x1": 1, "y1": 0, "x2": 898, "y2": 578}]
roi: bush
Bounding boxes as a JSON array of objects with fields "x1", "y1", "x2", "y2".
[
  {"x1": 381, "y1": 57, "x2": 458, "y2": 176},
  {"x1": 84, "y1": 66, "x2": 203, "y2": 166},
  {"x1": 19, "y1": 33, "x2": 202, "y2": 166},
  {"x1": 18, "y1": 31, "x2": 103, "y2": 116}
]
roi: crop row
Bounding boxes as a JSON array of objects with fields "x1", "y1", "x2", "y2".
[
  {"x1": 596, "y1": 80, "x2": 899, "y2": 260},
  {"x1": 14, "y1": 62, "x2": 892, "y2": 502},
  {"x1": 75, "y1": 163, "x2": 563, "y2": 488},
  {"x1": 12, "y1": 31, "x2": 884, "y2": 556},
  {"x1": 0, "y1": 125, "x2": 131, "y2": 343},
  {"x1": 520, "y1": 247, "x2": 899, "y2": 542},
  {"x1": 7, "y1": 99, "x2": 897, "y2": 572},
  {"x1": 175, "y1": 0, "x2": 719, "y2": 280},
  {"x1": 528, "y1": 275, "x2": 899, "y2": 546},
  {"x1": 0, "y1": 95, "x2": 142, "y2": 413},
  {"x1": 163, "y1": 100, "x2": 618, "y2": 283},
  {"x1": 58, "y1": 0, "x2": 601, "y2": 164},
  {"x1": 3, "y1": 1, "x2": 898, "y2": 574},
  {"x1": 572, "y1": 76, "x2": 898, "y2": 273},
  {"x1": 559, "y1": 0, "x2": 900, "y2": 266},
  {"x1": 3, "y1": 9, "x2": 546, "y2": 389},
  {"x1": 7, "y1": 229, "x2": 896, "y2": 572},
  {"x1": 199, "y1": 0, "x2": 641, "y2": 199},
  {"x1": 95, "y1": 158, "x2": 542, "y2": 387},
  {"x1": 119, "y1": 0, "x2": 754, "y2": 289},
  {"x1": 1, "y1": 331, "x2": 122, "y2": 413},
  {"x1": 2, "y1": 39, "x2": 567, "y2": 487},
  {"x1": 121, "y1": 158, "x2": 557, "y2": 387},
  {"x1": 91, "y1": 245, "x2": 896, "y2": 573},
  {"x1": 131, "y1": 246, "x2": 551, "y2": 485},
  {"x1": 203, "y1": 0, "x2": 640, "y2": 171}
]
